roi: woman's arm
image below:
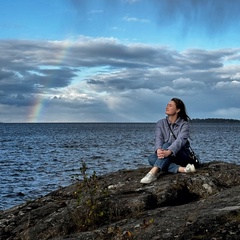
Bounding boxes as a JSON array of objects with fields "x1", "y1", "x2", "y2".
[
  {"x1": 167, "y1": 121, "x2": 189, "y2": 155},
  {"x1": 154, "y1": 119, "x2": 166, "y2": 152}
]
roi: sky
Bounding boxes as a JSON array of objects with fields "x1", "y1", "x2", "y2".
[{"x1": 0, "y1": 0, "x2": 240, "y2": 123}]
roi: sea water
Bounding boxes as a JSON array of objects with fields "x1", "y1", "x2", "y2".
[{"x1": 0, "y1": 122, "x2": 239, "y2": 210}]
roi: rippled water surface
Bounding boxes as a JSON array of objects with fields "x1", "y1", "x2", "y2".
[{"x1": 1, "y1": 122, "x2": 239, "y2": 210}]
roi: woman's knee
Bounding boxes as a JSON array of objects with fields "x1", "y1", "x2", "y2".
[
  {"x1": 162, "y1": 142, "x2": 171, "y2": 150},
  {"x1": 148, "y1": 153, "x2": 157, "y2": 166}
]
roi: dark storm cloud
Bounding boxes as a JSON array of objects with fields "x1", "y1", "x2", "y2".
[
  {"x1": 34, "y1": 68, "x2": 78, "y2": 88},
  {"x1": 0, "y1": 42, "x2": 78, "y2": 109},
  {"x1": 0, "y1": 38, "x2": 239, "y2": 94}
]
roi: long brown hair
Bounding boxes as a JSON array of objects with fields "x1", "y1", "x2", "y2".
[{"x1": 171, "y1": 98, "x2": 190, "y2": 122}]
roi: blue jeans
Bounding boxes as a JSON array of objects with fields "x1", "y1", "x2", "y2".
[{"x1": 148, "y1": 143, "x2": 190, "y2": 174}]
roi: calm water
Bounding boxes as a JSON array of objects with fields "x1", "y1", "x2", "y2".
[{"x1": 0, "y1": 122, "x2": 240, "y2": 210}]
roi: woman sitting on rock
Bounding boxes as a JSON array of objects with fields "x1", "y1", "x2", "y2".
[{"x1": 140, "y1": 98, "x2": 196, "y2": 184}]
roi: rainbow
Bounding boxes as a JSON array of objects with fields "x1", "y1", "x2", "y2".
[
  {"x1": 28, "y1": 94, "x2": 46, "y2": 123},
  {"x1": 27, "y1": 40, "x2": 72, "y2": 123}
]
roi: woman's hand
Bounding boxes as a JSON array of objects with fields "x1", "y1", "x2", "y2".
[{"x1": 157, "y1": 149, "x2": 172, "y2": 159}]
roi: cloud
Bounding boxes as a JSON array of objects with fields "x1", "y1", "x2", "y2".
[
  {"x1": 213, "y1": 107, "x2": 240, "y2": 119},
  {"x1": 0, "y1": 37, "x2": 240, "y2": 122},
  {"x1": 88, "y1": 9, "x2": 104, "y2": 15},
  {"x1": 173, "y1": 77, "x2": 205, "y2": 89},
  {"x1": 214, "y1": 80, "x2": 240, "y2": 90},
  {"x1": 124, "y1": 0, "x2": 141, "y2": 3},
  {"x1": 123, "y1": 16, "x2": 150, "y2": 23},
  {"x1": 231, "y1": 73, "x2": 240, "y2": 80}
]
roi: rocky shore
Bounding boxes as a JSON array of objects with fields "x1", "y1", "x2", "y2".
[{"x1": 1, "y1": 161, "x2": 240, "y2": 240}]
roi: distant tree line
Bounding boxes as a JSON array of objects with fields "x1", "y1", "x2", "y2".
[{"x1": 190, "y1": 118, "x2": 240, "y2": 123}]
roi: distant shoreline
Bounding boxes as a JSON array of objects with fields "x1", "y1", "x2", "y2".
[
  {"x1": 0, "y1": 118, "x2": 240, "y2": 124},
  {"x1": 190, "y1": 118, "x2": 240, "y2": 123}
]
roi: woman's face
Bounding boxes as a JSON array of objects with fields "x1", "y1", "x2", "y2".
[{"x1": 165, "y1": 100, "x2": 179, "y2": 116}]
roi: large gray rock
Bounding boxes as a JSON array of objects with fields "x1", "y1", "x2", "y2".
[{"x1": 1, "y1": 161, "x2": 240, "y2": 240}]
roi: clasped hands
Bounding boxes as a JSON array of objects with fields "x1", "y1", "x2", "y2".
[{"x1": 157, "y1": 148, "x2": 172, "y2": 159}]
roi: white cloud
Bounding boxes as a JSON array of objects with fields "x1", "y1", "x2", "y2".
[
  {"x1": 213, "y1": 107, "x2": 240, "y2": 119},
  {"x1": 123, "y1": 16, "x2": 150, "y2": 23},
  {"x1": 230, "y1": 73, "x2": 240, "y2": 80},
  {"x1": 124, "y1": 0, "x2": 141, "y2": 3},
  {"x1": 214, "y1": 80, "x2": 240, "y2": 89},
  {"x1": 172, "y1": 77, "x2": 205, "y2": 89}
]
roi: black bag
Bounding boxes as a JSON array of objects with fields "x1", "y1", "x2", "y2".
[
  {"x1": 166, "y1": 119, "x2": 200, "y2": 169},
  {"x1": 188, "y1": 146, "x2": 200, "y2": 169}
]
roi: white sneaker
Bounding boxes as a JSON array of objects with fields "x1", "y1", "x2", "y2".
[
  {"x1": 140, "y1": 172, "x2": 157, "y2": 184},
  {"x1": 185, "y1": 164, "x2": 196, "y2": 173}
]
